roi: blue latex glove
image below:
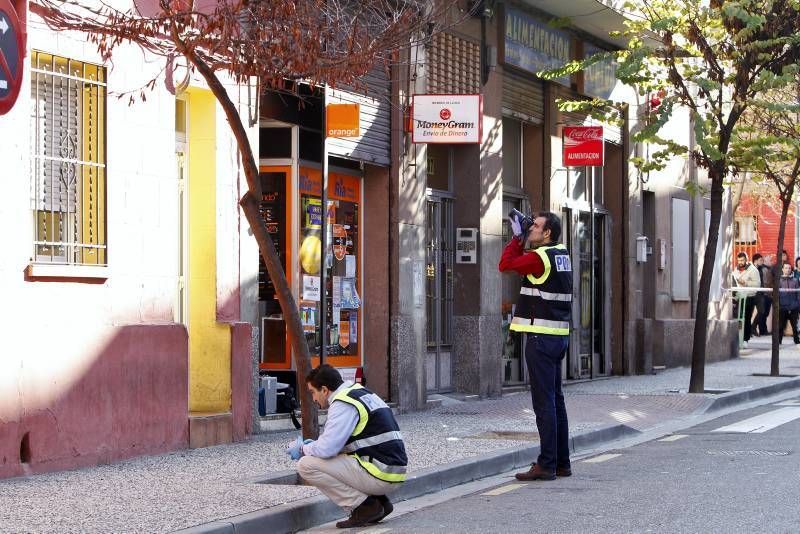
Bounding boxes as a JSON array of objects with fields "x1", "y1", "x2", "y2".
[
  {"x1": 285, "y1": 437, "x2": 315, "y2": 460},
  {"x1": 285, "y1": 436, "x2": 304, "y2": 460},
  {"x1": 509, "y1": 216, "x2": 522, "y2": 239}
]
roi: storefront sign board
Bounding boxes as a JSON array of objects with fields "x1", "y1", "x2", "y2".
[
  {"x1": 563, "y1": 126, "x2": 604, "y2": 167},
  {"x1": 504, "y1": 7, "x2": 571, "y2": 86},
  {"x1": 326, "y1": 103, "x2": 360, "y2": 138},
  {"x1": 412, "y1": 94, "x2": 482, "y2": 144}
]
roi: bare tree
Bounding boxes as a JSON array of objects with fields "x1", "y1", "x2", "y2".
[{"x1": 30, "y1": 0, "x2": 459, "y2": 437}]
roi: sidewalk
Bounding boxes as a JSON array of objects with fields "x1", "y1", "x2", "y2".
[{"x1": 2, "y1": 341, "x2": 799, "y2": 533}]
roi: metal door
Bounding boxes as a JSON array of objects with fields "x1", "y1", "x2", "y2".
[
  {"x1": 426, "y1": 196, "x2": 454, "y2": 392},
  {"x1": 565, "y1": 208, "x2": 610, "y2": 379}
]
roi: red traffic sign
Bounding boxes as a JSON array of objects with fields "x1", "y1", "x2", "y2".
[
  {"x1": 0, "y1": 0, "x2": 24, "y2": 115},
  {"x1": 563, "y1": 126, "x2": 604, "y2": 167}
]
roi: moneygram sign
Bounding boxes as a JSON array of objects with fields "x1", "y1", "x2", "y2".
[
  {"x1": 412, "y1": 94, "x2": 482, "y2": 144},
  {"x1": 562, "y1": 126, "x2": 604, "y2": 167}
]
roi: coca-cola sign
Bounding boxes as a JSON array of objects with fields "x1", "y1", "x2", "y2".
[{"x1": 563, "y1": 126, "x2": 604, "y2": 167}]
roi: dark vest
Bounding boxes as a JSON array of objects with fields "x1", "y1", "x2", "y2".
[
  {"x1": 509, "y1": 243, "x2": 572, "y2": 335},
  {"x1": 333, "y1": 384, "x2": 408, "y2": 483}
]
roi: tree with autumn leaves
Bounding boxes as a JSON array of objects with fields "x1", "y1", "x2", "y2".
[
  {"x1": 545, "y1": 0, "x2": 800, "y2": 392},
  {"x1": 29, "y1": 0, "x2": 458, "y2": 437}
]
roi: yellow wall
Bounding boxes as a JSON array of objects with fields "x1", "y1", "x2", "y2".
[{"x1": 187, "y1": 88, "x2": 231, "y2": 413}]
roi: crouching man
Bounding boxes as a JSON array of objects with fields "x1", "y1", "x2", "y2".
[{"x1": 287, "y1": 364, "x2": 407, "y2": 528}]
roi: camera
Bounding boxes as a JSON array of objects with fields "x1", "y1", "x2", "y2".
[{"x1": 508, "y1": 208, "x2": 533, "y2": 236}]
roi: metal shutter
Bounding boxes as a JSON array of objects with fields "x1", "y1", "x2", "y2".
[
  {"x1": 326, "y1": 68, "x2": 391, "y2": 167},
  {"x1": 502, "y1": 69, "x2": 544, "y2": 124}
]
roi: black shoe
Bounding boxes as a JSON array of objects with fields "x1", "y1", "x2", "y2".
[
  {"x1": 370, "y1": 495, "x2": 394, "y2": 523},
  {"x1": 336, "y1": 497, "x2": 384, "y2": 528}
]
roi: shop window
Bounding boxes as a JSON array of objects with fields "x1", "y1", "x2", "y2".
[
  {"x1": 426, "y1": 144, "x2": 451, "y2": 191},
  {"x1": 502, "y1": 117, "x2": 522, "y2": 190},
  {"x1": 30, "y1": 51, "x2": 107, "y2": 265},
  {"x1": 568, "y1": 166, "x2": 603, "y2": 204},
  {"x1": 298, "y1": 167, "x2": 361, "y2": 365}
]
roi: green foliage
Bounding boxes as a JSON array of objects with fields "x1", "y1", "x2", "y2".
[{"x1": 538, "y1": 0, "x2": 800, "y2": 179}]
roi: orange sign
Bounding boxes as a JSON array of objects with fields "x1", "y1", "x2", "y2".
[{"x1": 326, "y1": 104, "x2": 360, "y2": 138}]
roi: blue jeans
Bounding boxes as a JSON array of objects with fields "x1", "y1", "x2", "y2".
[{"x1": 525, "y1": 333, "x2": 570, "y2": 471}]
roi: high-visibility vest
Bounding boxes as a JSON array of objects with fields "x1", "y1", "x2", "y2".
[
  {"x1": 332, "y1": 384, "x2": 408, "y2": 483},
  {"x1": 509, "y1": 243, "x2": 573, "y2": 335}
]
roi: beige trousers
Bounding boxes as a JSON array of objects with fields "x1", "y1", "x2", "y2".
[{"x1": 297, "y1": 454, "x2": 400, "y2": 511}]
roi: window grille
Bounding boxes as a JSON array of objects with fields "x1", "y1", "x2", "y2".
[{"x1": 30, "y1": 51, "x2": 107, "y2": 265}]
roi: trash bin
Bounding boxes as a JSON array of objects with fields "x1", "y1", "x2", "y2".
[{"x1": 260, "y1": 375, "x2": 279, "y2": 415}]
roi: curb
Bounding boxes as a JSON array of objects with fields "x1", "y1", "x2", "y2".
[
  {"x1": 174, "y1": 423, "x2": 640, "y2": 534},
  {"x1": 704, "y1": 376, "x2": 800, "y2": 413}
]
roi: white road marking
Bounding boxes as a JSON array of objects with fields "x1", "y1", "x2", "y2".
[
  {"x1": 658, "y1": 434, "x2": 688, "y2": 442},
  {"x1": 712, "y1": 407, "x2": 800, "y2": 433},
  {"x1": 583, "y1": 453, "x2": 621, "y2": 463},
  {"x1": 481, "y1": 483, "x2": 526, "y2": 496},
  {"x1": 773, "y1": 399, "x2": 800, "y2": 406}
]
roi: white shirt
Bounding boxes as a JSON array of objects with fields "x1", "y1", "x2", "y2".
[{"x1": 301, "y1": 382, "x2": 359, "y2": 459}]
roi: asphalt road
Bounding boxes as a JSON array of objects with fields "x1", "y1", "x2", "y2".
[{"x1": 334, "y1": 397, "x2": 800, "y2": 533}]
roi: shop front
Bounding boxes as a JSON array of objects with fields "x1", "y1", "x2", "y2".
[{"x1": 255, "y1": 73, "x2": 390, "y2": 395}]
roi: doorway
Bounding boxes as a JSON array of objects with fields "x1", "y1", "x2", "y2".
[
  {"x1": 564, "y1": 207, "x2": 610, "y2": 379},
  {"x1": 426, "y1": 195, "x2": 454, "y2": 392}
]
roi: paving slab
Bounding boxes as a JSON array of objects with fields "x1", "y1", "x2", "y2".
[{"x1": 1, "y1": 345, "x2": 799, "y2": 533}]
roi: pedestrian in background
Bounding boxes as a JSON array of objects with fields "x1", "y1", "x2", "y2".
[
  {"x1": 793, "y1": 256, "x2": 800, "y2": 281},
  {"x1": 286, "y1": 364, "x2": 406, "y2": 528},
  {"x1": 499, "y1": 211, "x2": 573, "y2": 481},
  {"x1": 733, "y1": 252, "x2": 760, "y2": 348},
  {"x1": 752, "y1": 253, "x2": 773, "y2": 337},
  {"x1": 778, "y1": 263, "x2": 800, "y2": 344}
]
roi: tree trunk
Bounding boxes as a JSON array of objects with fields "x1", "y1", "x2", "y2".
[
  {"x1": 185, "y1": 52, "x2": 319, "y2": 438},
  {"x1": 771, "y1": 183, "x2": 796, "y2": 376},
  {"x1": 689, "y1": 172, "x2": 725, "y2": 393}
]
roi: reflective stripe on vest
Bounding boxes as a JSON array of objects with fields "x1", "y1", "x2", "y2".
[
  {"x1": 331, "y1": 384, "x2": 408, "y2": 483},
  {"x1": 519, "y1": 287, "x2": 572, "y2": 302},
  {"x1": 510, "y1": 317, "x2": 570, "y2": 335}
]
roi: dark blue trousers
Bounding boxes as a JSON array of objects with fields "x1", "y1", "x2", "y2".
[{"x1": 525, "y1": 333, "x2": 570, "y2": 471}]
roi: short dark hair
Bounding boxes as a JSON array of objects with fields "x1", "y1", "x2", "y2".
[
  {"x1": 752, "y1": 253, "x2": 762, "y2": 261},
  {"x1": 737, "y1": 252, "x2": 748, "y2": 260},
  {"x1": 536, "y1": 211, "x2": 562, "y2": 243},
  {"x1": 306, "y1": 364, "x2": 344, "y2": 391}
]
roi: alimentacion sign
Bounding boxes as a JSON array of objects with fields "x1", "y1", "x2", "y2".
[
  {"x1": 412, "y1": 94, "x2": 482, "y2": 144},
  {"x1": 563, "y1": 126, "x2": 604, "y2": 167}
]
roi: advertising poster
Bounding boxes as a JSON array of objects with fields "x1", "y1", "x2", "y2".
[
  {"x1": 303, "y1": 275, "x2": 321, "y2": 301},
  {"x1": 300, "y1": 300, "x2": 317, "y2": 333},
  {"x1": 345, "y1": 255, "x2": 356, "y2": 277},
  {"x1": 349, "y1": 311, "x2": 358, "y2": 340},
  {"x1": 339, "y1": 320, "x2": 350, "y2": 348},
  {"x1": 340, "y1": 278, "x2": 359, "y2": 309}
]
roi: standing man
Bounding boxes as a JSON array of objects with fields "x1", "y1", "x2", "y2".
[
  {"x1": 499, "y1": 211, "x2": 572, "y2": 481},
  {"x1": 751, "y1": 254, "x2": 771, "y2": 336},
  {"x1": 733, "y1": 251, "x2": 760, "y2": 348},
  {"x1": 286, "y1": 364, "x2": 407, "y2": 528}
]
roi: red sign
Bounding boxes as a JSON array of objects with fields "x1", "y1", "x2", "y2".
[
  {"x1": 0, "y1": 0, "x2": 24, "y2": 115},
  {"x1": 562, "y1": 126, "x2": 604, "y2": 167}
]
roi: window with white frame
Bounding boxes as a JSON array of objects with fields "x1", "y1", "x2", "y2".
[
  {"x1": 734, "y1": 215, "x2": 757, "y2": 244},
  {"x1": 30, "y1": 51, "x2": 107, "y2": 265}
]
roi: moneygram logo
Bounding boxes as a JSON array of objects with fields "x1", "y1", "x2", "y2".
[{"x1": 439, "y1": 108, "x2": 451, "y2": 120}]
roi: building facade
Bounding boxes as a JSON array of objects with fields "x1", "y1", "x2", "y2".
[{"x1": 1, "y1": 5, "x2": 254, "y2": 478}]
